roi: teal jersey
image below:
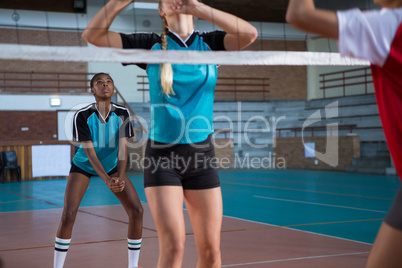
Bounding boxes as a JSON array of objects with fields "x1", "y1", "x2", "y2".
[
  {"x1": 121, "y1": 30, "x2": 226, "y2": 144},
  {"x1": 72, "y1": 103, "x2": 134, "y2": 175}
]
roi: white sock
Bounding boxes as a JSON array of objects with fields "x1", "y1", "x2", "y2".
[
  {"x1": 54, "y1": 237, "x2": 71, "y2": 268},
  {"x1": 128, "y1": 238, "x2": 142, "y2": 268}
]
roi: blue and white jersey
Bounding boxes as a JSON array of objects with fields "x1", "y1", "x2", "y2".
[
  {"x1": 72, "y1": 103, "x2": 134, "y2": 175},
  {"x1": 120, "y1": 30, "x2": 226, "y2": 144}
]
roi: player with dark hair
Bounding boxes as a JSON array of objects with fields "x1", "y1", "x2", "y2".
[{"x1": 54, "y1": 73, "x2": 143, "y2": 268}]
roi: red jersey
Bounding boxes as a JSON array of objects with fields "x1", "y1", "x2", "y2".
[{"x1": 338, "y1": 8, "x2": 402, "y2": 179}]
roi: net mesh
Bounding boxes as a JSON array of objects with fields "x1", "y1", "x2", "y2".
[
  {"x1": 0, "y1": 0, "x2": 372, "y2": 66},
  {"x1": 0, "y1": 43, "x2": 369, "y2": 66}
]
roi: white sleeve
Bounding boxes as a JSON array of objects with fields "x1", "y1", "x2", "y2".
[{"x1": 337, "y1": 8, "x2": 402, "y2": 67}]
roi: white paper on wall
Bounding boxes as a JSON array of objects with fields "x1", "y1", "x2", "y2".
[
  {"x1": 304, "y1": 142, "x2": 316, "y2": 158},
  {"x1": 31, "y1": 145, "x2": 71, "y2": 177}
]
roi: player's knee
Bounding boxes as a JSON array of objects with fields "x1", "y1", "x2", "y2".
[
  {"x1": 61, "y1": 208, "x2": 78, "y2": 225},
  {"x1": 200, "y1": 245, "x2": 221, "y2": 264},
  {"x1": 127, "y1": 203, "x2": 144, "y2": 221},
  {"x1": 167, "y1": 240, "x2": 185, "y2": 259}
]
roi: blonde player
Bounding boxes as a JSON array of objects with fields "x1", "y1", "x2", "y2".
[{"x1": 82, "y1": 0, "x2": 257, "y2": 267}]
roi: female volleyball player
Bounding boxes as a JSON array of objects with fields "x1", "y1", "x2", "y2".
[
  {"x1": 54, "y1": 73, "x2": 143, "y2": 268},
  {"x1": 286, "y1": 1, "x2": 402, "y2": 267},
  {"x1": 82, "y1": 0, "x2": 257, "y2": 267}
]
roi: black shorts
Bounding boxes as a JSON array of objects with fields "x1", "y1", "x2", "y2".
[
  {"x1": 143, "y1": 135, "x2": 220, "y2": 190},
  {"x1": 384, "y1": 186, "x2": 402, "y2": 230},
  {"x1": 70, "y1": 163, "x2": 118, "y2": 178}
]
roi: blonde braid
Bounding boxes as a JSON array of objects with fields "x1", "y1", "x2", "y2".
[{"x1": 160, "y1": 17, "x2": 174, "y2": 97}]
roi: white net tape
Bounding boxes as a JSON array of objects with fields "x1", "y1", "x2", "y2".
[{"x1": 0, "y1": 44, "x2": 370, "y2": 66}]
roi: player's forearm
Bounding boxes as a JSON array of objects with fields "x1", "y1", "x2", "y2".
[
  {"x1": 286, "y1": 0, "x2": 317, "y2": 29},
  {"x1": 286, "y1": 0, "x2": 339, "y2": 40},
  {"x1": 192, "y1": 3, "x2": 258, "y2": 50},
  {"x1": 82, "y1": 0, "x2": 132, "y2": 47},
  {"x1": 117, "y1": 138, "x2": 129, "y2": 177},
  {"x1": 117, "y1": 159, "x2": 128, "y2": 178}
]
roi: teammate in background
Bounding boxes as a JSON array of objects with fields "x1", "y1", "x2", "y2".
[
  {"x1": 54, "y1": 73, "x2": 143, "y2": 268},
  {"x1": 286, "y1": 1, "x2": 402, "y2": 267},
  {"x1": 82, "y1": 0, "x2": 257, "y2": 267}
]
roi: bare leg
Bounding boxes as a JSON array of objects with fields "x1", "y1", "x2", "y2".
[
  {"x1": 111, "y1": 173, "x2": 143, "y2": 239},
  {"x1": 56, "y1": 172, "x2": 90, "y2": 238},
  {"x1": 145, "y1": 186, "x2": 185, "y2": 268},
  {"x1": 366, "y1": 222, "x2": 402, "y2": 268},
  {"x1": 184, "y1": 187, "x2": 222, "y2": 268}
]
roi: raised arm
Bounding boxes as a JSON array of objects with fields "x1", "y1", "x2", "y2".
[
  {"x1": 171, "y1": 0, "x2": 258, "y2": 51},
  {"x1": 286, "y1": 0, "x2": 339, "y2": 40},
  {"x1": 82, "y1": 0, "x2": 133, "y2": 48}
]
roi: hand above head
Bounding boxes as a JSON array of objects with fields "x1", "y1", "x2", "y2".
[
  {"x1": 165, "y1": 0, "x2": 201, "y2": 15},
  {"x1": 82, "y1": 0, "x2": 135, "y2": 48},
  {"x1": 108, "y1": 177, "x2": 126, "y2": 193}
]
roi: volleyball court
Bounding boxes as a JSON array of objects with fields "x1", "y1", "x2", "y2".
[{"x1": 0, "y1": 0, "x2": 398, "y2": 267}]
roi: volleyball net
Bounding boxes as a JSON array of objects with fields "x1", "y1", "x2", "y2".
[
  {"x1": 0, "y1": 0, "x2": 374, "y2": 147},
  {"x1": 0, "y1": 0, "x2": 372, "y2": 66},
  {"x1": 0, "y1": 43, "x2": 369, "y2": 66}
]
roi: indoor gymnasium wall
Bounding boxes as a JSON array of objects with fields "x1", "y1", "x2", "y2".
[
  {"x1": 306, "y1": 38, "x2": 373, "y2": 100},
  {"x1": 275, "y1": 135, "x2": 361, "y2": 171},
  {"x1": 0, "y1": 111, "x2": 58, "y2": 141},
  {"x1": 218, "y1": 39, "x2": 308, "y2": 100},
  {"x1": 0, "y1": 110, "x2": 74, "y2": 182},
  {"x1": 0, "y1": 28, "x2": 88, "y2": 148},
  {"x1": 0, "y1": 28, "x2": 87, "y2": 74}
]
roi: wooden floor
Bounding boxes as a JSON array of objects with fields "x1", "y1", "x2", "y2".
[{"x1": 0, "y1": 169, "x2": 400, "y2": 267}]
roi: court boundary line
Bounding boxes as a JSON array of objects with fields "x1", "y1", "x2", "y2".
[
  {"x1": 221, "y1": 251, "x2": 370, "y2": 267},
  {"x1": 0, "y1": 190, "x2": 157, "y2": 232},
  {"x1": 229, "y1": 175, "x2": 399, "y2": 192},
  {"x1": 254, "y1": 195, "x2": 387, "y2": 213},
  {"x1": 222, "y1": 214, "x2": 374, "y2": 245},
  {"x1": 221, "y1": 181, "x2": 393, "y2": 200}
]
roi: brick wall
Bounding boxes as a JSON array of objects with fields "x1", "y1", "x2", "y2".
[
  {"x1": 0, "y1": 111, "x2": 58, "y2": 141},
  {"x1": 218, "y1": 39, "x2": 307, "y2": 100},
  {"x1": 0, "y1": 28, "x2": 87, "y2": 79},
  {"x1": 274, "y1": 136, "x2": 360, "y2": 171}
]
